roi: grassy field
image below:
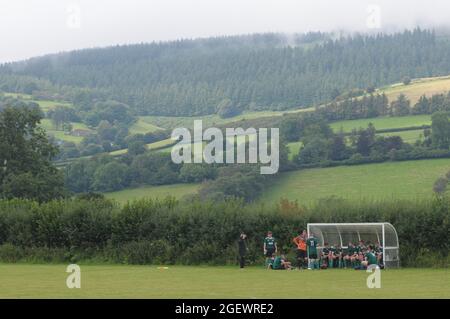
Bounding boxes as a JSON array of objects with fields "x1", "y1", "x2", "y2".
[
  {"x1": 282, "y1": 131, "x2": 422, "y2": 162},
  {"x1": 47, "y1": 131, "x2": 84, "y2": 144},
  {"x1": 4, "y1": 92, "x2": 87, "y2": 144},
  {"x1": 40, "y1": 119, "x2": 92, "y2": 144},
  {"x1": 104, "y1": 183, "x2": 199, "y2": 203},
  {"x1": 109, "y1": 138, "x2": 177, "y2": 156},
  {"x1": 129, "y1": 117, "x2": 163, "y2": 134},
  {"x1": 148, "y1": 138, "x2": 177, "y2": 149},
  {"x1": 104, "y1": 158, "x2": 450, "y2": 205},
  {"x1": 0, "y1": 264, "x2": 448, "y2": 298},
  {"x1": 3, "y1": 92, "x2": 73, "y2": 111},
  {"x1": 287, "y1": 141, "x2": 303, "y2": 160},
  {"x1": 262, "y1": 158, "x2": 450, "y2": 205},
  {"x1": 330, "y1": 115, "x2": 431, "y2": 133},
  {"x1": 380, "y1": 75, "x2": 450, "y2": 104},
  {"x1": 378, "y1": 129, "x2": 425, "y2": 144},
  {"x1": 138, "y1": 112, "x2": 280, "y2": 131},
  {"x1": 138, "y1": 108, "x2": 314, "y2": 131},
  {"x1": 33, "y1": 99, "x2": 72, "y2": 111}
]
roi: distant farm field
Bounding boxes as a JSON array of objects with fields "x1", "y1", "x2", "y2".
[
  {"x1": 104, "y1": 183, "x2": 199, "y2": 203},
  {"x1": 287, "y1": 141, "x2": 303, "y2": 160},
  {"x1": 378, "y1": 129, "x2": 425, "y2": 144},
  {"x1": 137, "y1": 108, "x2": 314, "y2": 131},
  {"x1": 3, "y1": 92, "x2": 73, "y2": 111},
  {"x1": 330, "y1": 115, "x2": 431, "y2": 133},
  {"x1": 0, "y1": 264, "x2": 448, "y2": 298},
  {"x1": 129, "y1": 117, "x2": 163, "y2": 134},
  {"x1": 380, "y1": 75, "x2": 450, "y2": 104},
  {"x1": 139, "y1": 112, "x2": 280, "y2": 131},
  {"x1": 109, "y1": 137, "x2": 176, "y2": 156},
  {"x1": 262, "y1": 158, "x2": 450, "y2": 205},
  {"x1": 40, "y1": 119, "x2": 92, "y2": 144},
  {"x1": 104, "y1": 159, "x2": 450, "y2": 205}
]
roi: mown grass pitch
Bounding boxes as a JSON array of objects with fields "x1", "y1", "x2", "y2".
[{"x1": 0, "y1": 264, "x2": 448, "y2": 298}]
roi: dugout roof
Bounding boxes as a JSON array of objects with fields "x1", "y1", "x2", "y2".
[{"x1": 307, "y1": 223, "x2": 400, "y2": 268}]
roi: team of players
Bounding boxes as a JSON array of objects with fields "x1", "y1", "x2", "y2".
[{"x1": 264, "y1": 230, "x2": 384, "y2": 270}]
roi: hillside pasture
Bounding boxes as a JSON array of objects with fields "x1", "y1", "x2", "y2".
[
  {"x1": 40, "y1": 119, "x2": 92, "y2": 144},
  {"x1": 261, "y1": 158, "x2": 450, "y2": 205},
  {"x1": 137, "y1": 108, "x2": 314, "y2": 131},
  {"x1": 287, "y1": 141, "x2": 303, "y2": 160},
  {"x1": 129, "y1": 117, "x2": 164, "y2": 134},
  {"x1": 377, "y1": 129, "x2": 425, "y2": 144},
  {"x1": 380, "y1": 75, "x2": 450, "y2": 104},
  {"x1": 3, "y1": 92, "x2": 73, "y2": 111},
  {"x1": 330, "y1": 115, "x2": 431, "y2": 133},
  {"x1": 104, "y1": 183, "x2": 199, "y2": 203}
]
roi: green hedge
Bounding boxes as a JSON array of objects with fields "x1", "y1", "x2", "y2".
[{"x1": 0, "y1": 197, "x2": 448, "y2": 267}]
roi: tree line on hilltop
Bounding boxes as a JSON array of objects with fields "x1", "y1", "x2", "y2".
[{"x1": 1, "y1": 29, "x2": 450, "y2": 117}]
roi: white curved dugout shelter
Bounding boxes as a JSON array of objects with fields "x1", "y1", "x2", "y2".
[{"x1": 307, "y1": 223, "x2": 400, "y2": 268}]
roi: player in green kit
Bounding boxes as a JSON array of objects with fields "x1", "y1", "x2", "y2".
[
  {"x1": 362, "y1": 246, "x2": 378, "y2": 269},
  {"x1": 263, "y1": 231, "x2": 277, "y2": 266},
  {"x1": 270, "y1": 254, "x2": 293, "y2": 270},
  {"x1": 343, "y1": 242, "x2": 354, "y2": 268},
  {"x1": 349, "y1": 242, "x2": 359, "y2": 268},
  {"x1": 329, "y1": 245, "x2": 341, "y2": 268},
  {"x1": 270, "y1": 255, "x2": 282, "y2": 269},
  {"x1": 306, "y1": 233, "x2": 319, "y2": 270},
  {"x1": 341, "y1": 244, "x2": 349, "y2": 268},
  {"x1": 321, "y1": 243, "x2": 330, "y2": 269},
  {"x1": 375, "y1": 243, "x2": 384, "y2": 267}
]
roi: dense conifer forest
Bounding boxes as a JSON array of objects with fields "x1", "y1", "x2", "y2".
[{"x1": 1, "y1": 29, "x2": 450, "y2": 116}]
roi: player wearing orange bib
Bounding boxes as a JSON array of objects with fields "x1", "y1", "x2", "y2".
[{"x1": 293, "y1": 230, "x2": 307, "y2": 269}]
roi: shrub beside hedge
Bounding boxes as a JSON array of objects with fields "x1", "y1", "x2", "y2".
[{"x1": 0, "y1": 197, "x2": 448, "y2": 267}]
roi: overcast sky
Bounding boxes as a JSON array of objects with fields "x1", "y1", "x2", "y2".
[{"x1": 0, "y1": 0, "x2": 449, "y2": 63}]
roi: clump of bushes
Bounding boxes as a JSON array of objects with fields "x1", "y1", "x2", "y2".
[{"x1": 0, "y1": 196, "x2": 448, "y2": 267}]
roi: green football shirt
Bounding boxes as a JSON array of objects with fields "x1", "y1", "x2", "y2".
[
  {"x1": 366, "y1": 252, "x2": 378, "y2": 265},
  {"x1": 347, "y1": 246, "x2": 355, "y2": 255},
  {"x1": 272, "y1": 256, "x2": 282, "y2": 269},
  {"x1": 306, "y1": 237, "x2": 318, "y2": 255},
  {"x1": 264, "y1": 237, "x2": 276, "y2": 250}
]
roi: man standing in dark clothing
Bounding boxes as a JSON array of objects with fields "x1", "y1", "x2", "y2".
[{"x1": 238, "y1": 233, "x2": 248, "y2": 269}]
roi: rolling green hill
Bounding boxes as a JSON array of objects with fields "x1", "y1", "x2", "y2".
[
  {"x1": 4, "y1": 30, "x2": 449, "y2": 117},
  {"x1": 103, "y1": 158, "x2": 450, "y2": 205},
  {"x1": 131, "y1": 75, "x2": 450, "y2": 134},
  {"x1": 6, "y1": 73, "x2": 449, "y2": 157},
  {"x1": 261, "y1": 158, "x2": 450, "y2": 205}
]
